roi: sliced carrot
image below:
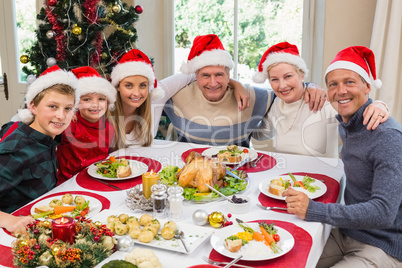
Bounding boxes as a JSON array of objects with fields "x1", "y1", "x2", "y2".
[
  {"x1": 53, "y1": 206, "x2": 76, "y2": 215},
  {"x1": 109, "y1": 156, "x2": 117, "y2": 163},
  {"x1": 252, "y1": 231, "x2": 269, "y2": 247},
  {"x1": 260, "y1": 225, "x2": 275, "y2": 245},
  {"x1": 294, "y1": 181, "x2": 306, "y2": 189}
]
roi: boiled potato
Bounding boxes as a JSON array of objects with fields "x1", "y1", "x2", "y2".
[
  {"x1": 146, "y1": 219, "x2": 160, "y2": 231},
  {"x1": 49, "y1": 199, "x2": 62, "y2": 208},
  {"x1": 161, "y1": 226, "x2": 175, "y2": 240},
  {"x1": 139, "y1": 214, "x2": 153, "y2": 226},
  {"x1": 61, "y1": 194, "x2": 73, "y2": 205},
  {"x1": 74, "y1": 196, "x2": 86, "y2": 206},
  {"x1": 107, "y1": 215, "x2": 119, "y2": 223},
  {"x1": 114, "y1": 222, "x2": 128, "y2": 236},
  {"x1": 129, "y1": 228, "x2": 141, "y2": 239},
  {"x1": 106, "y1": 222, "x2": 115, "y2": 233},
  {"x1": 127, "y1": 221, "x2": 140, "y2": 230},
  {"x1": 163, "y1": 221, "x2": 177, "y2": 232},
  {"x1": 138, "y1": 229, "x2": 154, "y2": 243},
  {"x1": 146, "y1": 226, "x2": 158, "y2": 236},
  {"x1": 118, "y1": 214, "x2": 129, "y2": 224},
  {"x1": 126, "y1": 216, "x2": 138, "y2": 224}
]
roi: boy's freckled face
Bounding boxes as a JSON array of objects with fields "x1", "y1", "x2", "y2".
[
  {"x1": 30, "y1": 91, "x2": 75, "y2": 138},
  {"x1": 78, "y1": 93, "x2": 108, "y2": 123}
]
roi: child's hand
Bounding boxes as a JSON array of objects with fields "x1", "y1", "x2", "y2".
[{"x1": 1, "y1": 213, "x2": 35, "y2": 234}]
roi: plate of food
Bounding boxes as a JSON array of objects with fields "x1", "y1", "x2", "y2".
[
  {"x1": 159, "y1": 152, "x2": 249, "y2": 203},
  {"x1": 91, "y1": 210, "x2": 214, "y2": 254},
  {"x1": 210, "y1": 220, "x2": 295, "y2": 261},
  {"x1": 30, "y1": 193, "x2": 102, "y2": 219},
  {"x1": 202, "y1": 145, "x2": 258, "y2": 165},
  {"x1": 87, "y1": 156, "x2": 149, "y2": 180},
  {"x1": 259, "y1": 173, "x2": 327, "y2": 200}
]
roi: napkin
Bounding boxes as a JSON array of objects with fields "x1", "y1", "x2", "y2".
[
  {"x1": 258, "y1": 173, "x2": 340, "y2": 214},
  {"x1": 209, "y1": 220, "x2": 312, "y2": 268},
  {"x1": 76, "y1": 156, "x2": 161, "y2": 191}
]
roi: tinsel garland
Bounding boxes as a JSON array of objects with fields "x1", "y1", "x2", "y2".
[
  {"x1": 102, "y1": 18, "x2": 134, "y2": 36},
  {"x1": 45, "y1": 6, "x2": 66, "y2": 61},
  {"x1": 12, "y1": 217, "x2": 116, "y2": 268},
  {"x1": 91, "y1": 32, "x2": 103, "y2": 65},
  {"x1": 82, "y1": 0, "x2": 100, "y2": 24}
]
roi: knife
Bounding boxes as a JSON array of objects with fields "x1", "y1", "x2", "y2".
[
  {"x1": 257, "y1": 204, "x2": 288, "y2": 211},
  {"x1": 91, "y1": 177, "x2": 123, "y2": 191},
  {"x1": 225, "y1": 169, "x2": 242, "y2": 180},
  {"x1": 232, "y1": 157, "x2": 251, "y2": 171}
]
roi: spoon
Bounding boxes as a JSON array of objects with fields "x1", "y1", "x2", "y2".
[
  {"x1": 205, "y1": 183, "x2": 234, "y2": 203},
  {"x1": 174, "y1": 229, "x2": 188, "y2": 253},
  {"x1": 223, "y1": 254, "x2": 243, "y2": 268}
]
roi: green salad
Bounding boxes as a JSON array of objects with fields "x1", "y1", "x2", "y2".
[
  {"x1": 96, "y1": 157, "x2": 129, "y2": 178},
  {"x1": 159, "y1": 165, "x2": 248, "y2": 201}
]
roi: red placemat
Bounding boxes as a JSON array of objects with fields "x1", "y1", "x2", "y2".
[
  {"x1": 0, "y1": 244, "x2": 14, "y2": 268},
  {"x1": 258, "y1": 173, "x2": 340, "y2": 214},
  {"x1": 76, "y1": 156, "x2": 161, "y2": 191},
  {"x1": 181, "y1": 148, "x2": 276, "y2": 173},
  {"x1": 209, "y1": 220, "x2": 312, "y2": 267}
]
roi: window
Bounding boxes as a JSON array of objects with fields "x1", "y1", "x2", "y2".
[{"x1": 174, "y1": 0, "x2": 303, "y2": 86}]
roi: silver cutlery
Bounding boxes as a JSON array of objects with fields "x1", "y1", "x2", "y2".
[
  {"x1": 250, "y1": 154, "x2": 264, "y2": 167},
  {"x1": 91, "y1": 177, "x2": 123, "y2": 191},
  {"x1": 257, "y1": 204, "x2": 288, "y2": 211},
  {"x1": 232, "y1": 157, "x2": 251, "y2": 171},
  {"x1": 225, "y1": 169, "x2": 242, "y2": 180},
  {"x1": 205, "y1": 183, "x2": 234, "y2": 203},
  {"x1": 202, "y1": 255, "x2": 254, "y2": 268},
  {"x1": 174, "y1": 229, "x2": 189, "y2": 253},
  {"x1": 223, "y1": 254, "x2": 243, "y2": 268}
]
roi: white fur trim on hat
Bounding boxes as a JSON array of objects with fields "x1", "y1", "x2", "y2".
[
  {"x1": 111, "y1": 61, "x2": 156, "y2": 89},
  {"x1": 325, "y1": 60, "x2": 371, "y2": 85},
  {"x1": 77, "y1": 76, "x2": 117, "y2": 105},
  {"x1": 17, "y1": 108, "x2": 34, "y2": 124},
  {"x1": 150, "y1": 86, "x2": 165, "y2": 101},
  {"x1": 253, "y1": 52, "x2": 309, "y2": 83},
  {"x1": 180, "y1": 49, "x2": 234, "y2": 74}
]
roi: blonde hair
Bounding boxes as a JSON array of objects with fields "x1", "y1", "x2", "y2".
[
  {"x1": 266, "y1": 62, "x2": 306, "y2": 79},
  {"x1": 110, "y1": 90, "x2": 152, "y2": 149}
]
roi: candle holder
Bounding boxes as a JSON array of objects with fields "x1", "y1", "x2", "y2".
[
  {"x1": 142, "y1": 171, "x2": 159, "y2": 199},
  {"x1": 52, "y1": 217, "x2": 76, "y2": 244}
]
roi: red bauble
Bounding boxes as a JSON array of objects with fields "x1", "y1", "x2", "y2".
[
  {"x1": 134, "y1": 5, "x2": 143, "y2": 14},
  {"x1": 48, "y1": 0, "x2": 57, "y2": 6}
]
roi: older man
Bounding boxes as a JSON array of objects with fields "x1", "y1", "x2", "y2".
[
  {"x1": 164, "y1": 34, "x2": 325, "y2": 147},
  {"x1": 283, "y1": 46, "x2": 402, "y2": 267}
]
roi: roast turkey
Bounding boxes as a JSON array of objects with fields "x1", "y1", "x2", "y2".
[{"x1": 176, "y1": 151, "x2": 226, "y2": 193}]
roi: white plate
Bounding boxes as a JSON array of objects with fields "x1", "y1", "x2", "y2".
[
  {"x1": 87, "y1": 159, "x2": 148, "y2": 180},
  {"x1": 202, "y1": 146, "x2": 258, "y2": 165},
  {"x1": 91, "y1": 210, "x2": 214, "y2": 254},
  {"x1": 31, "y1": 194, "x2": 102, "y2": 219},
  {"x1": 210, "y1": 222, "x2": 295, "y2": 261},
  {"x1": 259, "y1": 175, "x2": 327, "y2": 200}
]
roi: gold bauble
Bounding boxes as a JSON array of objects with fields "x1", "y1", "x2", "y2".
[
  {"x1": 112, "y1": 4, "x2": 121, "y2": 13},
  {"x1": 101, "y1": 52, "x2": 108, "y2": 60},
  {"x1": 42, "y1": 220, "x2": 51, "y2": 228},
  {"x1": 72, "y1": 24, "x2": 82, "y2": 35},
  {"x1": 19, "y1": 240, "x2": 28, "y2": 247},
  {"x1": 208, "y1": 212, "x2": 224, "y2": 228},
  {"x1": 94, "y1": 221, "x2": 103, "y2": 228},
  {"x1": 20, "y1": 55, "x2": 29, "y2": 64},
  {"x1": 52, "y1": 246, "x2": 60, "y2": 255}
]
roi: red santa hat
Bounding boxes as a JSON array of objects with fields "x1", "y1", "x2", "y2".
[
  {"x1": 72, "y1": 66, "x2": 116, "y2": 110},
  {"x1": 325, "y1": 46, "x2": 382, "y2": 89},
  {"x1": 180, "y1": 34, "x2": 234, "y2": 74},
  {"x1": 110, "y1": 49, "x2": 164, "y2": 100},
  {"x1": 18, "y1": 65, "x2": 79, "y2": 124},
  {"x1": 253, "y1": 42, "x2": 308, "y2": 83}
]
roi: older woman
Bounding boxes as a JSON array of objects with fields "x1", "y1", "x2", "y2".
[{"x1": 252, "y1": 42, "x2": 388, "y2": 158}]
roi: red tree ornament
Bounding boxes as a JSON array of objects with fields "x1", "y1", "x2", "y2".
[
  {"x1": 134, "y1": 5, "x2": 143, "y2": 14},
  {"x1": 48, "y1": 0, "x2": 57, "y2": 6}
]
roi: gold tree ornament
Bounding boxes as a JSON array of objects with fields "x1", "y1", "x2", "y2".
[
  {"x1": 19, "y1": 240, "x2": 28, "y2": 247},
  {"x1": 112, "y1": 3, "x2": 121, "y2": 13},
  {"x1": 20, "y1": 55, "x2": 30, "y2": 64},
  {"x1": 72, "y1": 24, "x2": 82, "y2": 35},
  {"x1": 208, "y1": 211, "x2": 225, "y2": 228},
  {"x1": 101, "y1": 52, "x2": 108, "y2": 60}
]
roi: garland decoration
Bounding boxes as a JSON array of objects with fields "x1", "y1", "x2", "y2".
[
  {"x1": 12, "y1": 217, "x2": 116, "y2": 268},
  {"x1": 45, "y1": 6, "x2": 66, "y2": 61}
]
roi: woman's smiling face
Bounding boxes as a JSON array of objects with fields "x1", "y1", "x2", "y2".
[
  {"x1": 118, "y1": 75, "x2": 149, "y2": 113},
  {"x1": 268, "y1": 63, "x2": 305, "y2": 103}
]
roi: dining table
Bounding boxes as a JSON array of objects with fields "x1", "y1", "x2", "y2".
[{"x1": 0, "y1": 140, "x2": 345, "y2": 268}]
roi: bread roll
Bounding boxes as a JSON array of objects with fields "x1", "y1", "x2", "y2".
[
  {"x1": 268, "y1": 183, "x2": 285, "y2": 196},
  {"x1": 34, "y1": 205, "x2": 54, "y2": 214},
  {"x1": 117, "y1": 165, "x2": 132, "y2": 178},
  {"x1": 225, "y1": 239, "x2": 242, "y2": 252},
  {"x1": 217, "y1": 151, "x2": 242, "y2": 163}
]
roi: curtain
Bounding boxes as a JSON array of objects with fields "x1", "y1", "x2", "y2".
[{"x1": 370, "y1": 0, "x2": 402, "y2": 124}]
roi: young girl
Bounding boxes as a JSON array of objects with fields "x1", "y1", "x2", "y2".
[
  {"x1": 0, "y1": 65, "x2": 78, "y2": 233},
  {"x1": 56, "y1": 66, "x2": 116, "y2": 184},
  {"x1": 110, "y1": 48, "x2": 249, "y2": 148}
]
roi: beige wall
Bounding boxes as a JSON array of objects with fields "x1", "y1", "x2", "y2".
[{"x1": 322, "y1": 0, "x2": 377, "y2": 85}]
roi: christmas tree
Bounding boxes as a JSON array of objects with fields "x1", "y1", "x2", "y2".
[{"x1": 20, "y1": 0, "x2": 144, "y2": 80}]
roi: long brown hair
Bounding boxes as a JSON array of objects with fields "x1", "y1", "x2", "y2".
[{"x1": 110, "y1": 90, "x2": 153, "y2": 149}]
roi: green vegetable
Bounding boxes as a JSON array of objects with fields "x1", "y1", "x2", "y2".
[
  {"x1": 71, "y1": 200, "x2": 90, "y2": 217},
  {"x1": 31, "y1": 210, "x2": 54, "y2": 219},
  {"x1": 101, "y1": 260, "x2": 137, "y2": 268},
  {"x1": 226, "y1": 235, "x2": 248, "y2": 246},
  {"x1": 302, "y1": 175, "x2": 320, "y2": 193},
  {"x1": 288, "y1": 172, "x2": 297, "y2": 183},
  {"x1": 159, "y1": 165, "x2": 178, "y2": 185},
  {"x1": 96, "y1": 160, "x2": 127, "y2": 178},
  {"x1": 236, "y1": 218, "x2": 255, "y2": 234}
]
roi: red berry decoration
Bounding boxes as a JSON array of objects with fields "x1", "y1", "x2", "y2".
[
  {"x1": 48, "y1": 0, "x2": 57, "y2": 6},
  {"x1": 227, "y1": 213, "x2": 232, "y2": 218},
  {"x1": 134, "y1": 5, "x2": 143, "y2": 14},
  {"x1": 34, "y1": 244, "x2": 41, "y2": 250},
  {"x1": 33, "y1": 229, "x2": 39, "y2": 234},
  {"x1": 94, "y1": 236, "x2": 100, "y2": 242}
]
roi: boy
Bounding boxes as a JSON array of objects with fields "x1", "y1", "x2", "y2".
[{"x1": 0, "y1": 65, "x2": 79, "y2": 233}]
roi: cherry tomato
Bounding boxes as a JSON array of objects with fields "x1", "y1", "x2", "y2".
[
  {"x1": 243, "y1": 149, "x2": 249, "y2": 153},
  {"x1": 80, "y1": 207, "x2": 89, "y2": 217},
  {"x1": 273, "y1": 234, "x2": 280, "y2": 242}
]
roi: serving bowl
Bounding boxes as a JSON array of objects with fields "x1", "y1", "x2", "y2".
[{"x1": 226, "y1": 194, "x2": 251, "y2": 214}]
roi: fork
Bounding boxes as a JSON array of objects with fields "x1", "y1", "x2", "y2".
[
  {"x1": 202, "y1": 256, "x2": 254, "y2": 268},
  {"x1": 250, "y1": 155, "x2": 263, "y2": 167}
]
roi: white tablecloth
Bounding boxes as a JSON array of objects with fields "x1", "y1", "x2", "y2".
[{"x1": 0, "y1": 140, "x2": 345, "y2": 268}]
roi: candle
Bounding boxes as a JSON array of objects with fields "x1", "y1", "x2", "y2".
[
  {"x1": 142, "y1": 170, "x2": 159, "y2": 199},
  {"x1": 52, "y1": 217, "x2": 76, "y2": 244}
]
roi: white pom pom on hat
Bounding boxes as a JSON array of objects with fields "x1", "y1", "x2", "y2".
[
  {"x1": 252, "y1": 42, "x2": 309, "y2": 84},
  {"x1": 110, "y1": 49, "x2": 165, "y2": 100},
  {"x1": 325, "y1": 46, "x2": 382, "y2": 89},
  {"x1": 18, "y1": 65, "x2": 79, "y2": 124}
]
